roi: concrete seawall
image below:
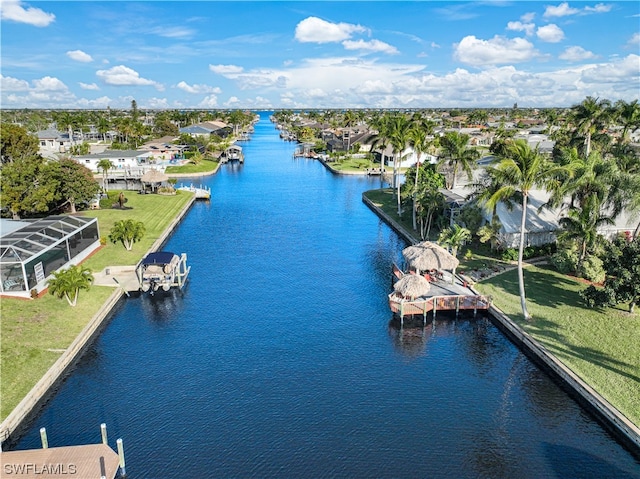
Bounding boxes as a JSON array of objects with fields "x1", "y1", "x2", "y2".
[
  {"x1": 362, "y1": 191, "x2": 640, "y2": 457},
  {"x1": 0, "y1": 194, "x2": 196, "y2": 446}
]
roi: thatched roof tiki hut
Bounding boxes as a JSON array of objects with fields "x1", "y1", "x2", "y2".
[
  {"x1": 402, "y1": 241, "x2": 460, "y2": 283},
  {"x1": 140, "y1": 169, "x2": 168, "y2": 193},
  {"x1": 393, "y1": 273, "x2": 431, "y2": 300}
]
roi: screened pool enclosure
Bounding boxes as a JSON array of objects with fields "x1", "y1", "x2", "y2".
[{"x1": 0, "y1": 216, "x2": 100, "y2": 298}]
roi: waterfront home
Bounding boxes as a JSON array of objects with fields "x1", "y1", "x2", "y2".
[
  {"x1": 73, "y1": 149, "x2": 157, "y2": 173},
  {"x1": 179, "y1": 120, "x2": 231, "y2": 139},
  {"x1": 138, "y1": 137, "x2": 188, "y2": 163}
]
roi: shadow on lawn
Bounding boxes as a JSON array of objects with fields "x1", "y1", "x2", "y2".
[
  {"x1": 527, "y1": 316, "x2": 640, "y2": 384},
  {"x1": 487, "y1": 265, "x2": 585, "y2": 310}
]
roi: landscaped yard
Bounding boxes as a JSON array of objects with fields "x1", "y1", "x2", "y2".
[
  {"x1": 364, "y1": 186, "x2": 640, "y2": 428},
  {"x1": 0, "y1": 191, "x2": 193, "y2": 421},
  {"x1": 474, "y1": 265, "x2": 640, "y2": 426},
  {"x1": 164, "y1": 158, "x2": 219, "y2": 175}
]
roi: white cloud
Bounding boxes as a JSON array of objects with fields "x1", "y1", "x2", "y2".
[
  {"x1": 223, "y1": 96, "x2": 241, "y2": 107},
  {"x1": 584, "y1": 3, "x2": 612, "y2": 14},
  {"x1": 79, "y1": 82, "x2": 100, "y2": 90},
  {"x1": 66, "y1": 50, "x2": 93, "y2": 62},
  {"x1": 0, "y1": 74, "x2": 30, "y2": 91},
  {"x1": 507, "y1": 21, "x2": 535, "y2": 36},
  {"x1": 176, "y1": 81, "x2": 221, "y2": 94},
  {"x1": 33, "y1": 76, "x2": 68, "y2": 91},
  {"x1": 521, "y1": 12, "x2": 536, "y2": 23},
  {"x1": 580, "y1": 54, "x2": 640, "y2": 85},
  {"x1": 543, "y1": 2, "x2": 579, "y2": 18},
  {"x1": 96, "y1": 65, "x2": 163, "y2": 90},
  {"x1": 148, "y1": 26, "x2": 195, "y2": 39},
  {"x1": 453, "y1": 35, "x2": 539, "y2": 66},
  {"x1": 146, "y1": 97, "x2": 171, "y2": 109},
  {"x1": 628, "y1": 33, "x2": 640, "y2": 47},
  {"x1": 0, "y1": 0, "x2": 55, "y2": 27},
  {"x1": 342, "y1": 39, "x2": 399, "y2": 55},
  {"x1": 537, "y1": 24, "x2": 565, "y2": 43},
  {"x1": 76, "y1": 96, "x2": 112, "y2": 108},
  {"x1": 209, "y1": 64, "x2": 244, "y2": 76},
  {"x1": 294, "y1": 16, "x2": 367, "y2": 43},
  {"x1": 559, "y1": 46, "x2": 596, "y2": 62},
  {"x1": 198, "y1": 95, "x2": 218, "y2": 108}
]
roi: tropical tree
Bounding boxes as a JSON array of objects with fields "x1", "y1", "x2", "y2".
[
  {"x1": 407, "y1": 125, "x2": 431, "y2": 230},
  {"x1": 581, "y1": 237, "x2": 640, "y2": 313},
  {"x1": 387, "y1": 114, "x2": 412, "y2": 214},
  {"x1": 477, "y1": 140, "x2": 568, "y2": 320},
  {"x1": 108, "y1": 219, "x2": 146, "y2": 251},
  {"x1": 0, "y1": 123, "x2": 40, "y2": 164},
  {"x1": 47, "y1": 264, "x2": 94, "y2": 307},
  {"x1": 557, "y1": 195, "x2": 614, "y2": 269},
  {"x1": 0, "y1": 155, "x2": 58, "y2": 219},
  {"x1": 51, "y1": 158, "x2": 101, "y2": 214},
  {"x1": 570, "y1": 96, "x2": 612, "y2": 157},
  {"x1": 438, "y1": 223, "x2": 471, "y2": 282},
  {"x1": 416, "y1": 187, "x2": 445, "y2": 240},
  {"x1": 437, "y1": 131, "x2": 479, "y2": 190},
  {"x1": 614, "y1": 99, "x2": 640, "y2": 144},
  {"x1": 97, "y1": 158, "x2": 114, "y2": 191}
]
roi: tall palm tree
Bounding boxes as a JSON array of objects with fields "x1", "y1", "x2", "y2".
[
  {"x1": 437, "y1": 131, "x2": 479, "y2": 190},
  {"x1": 47, "y1": 265, "x2": 94, "y2": 307},
  {"x1": 478, "y1": 140, "x2": 569, "y2": 320},
  {"x1": 97, "y1": 158, "x2": 114, "y2": 191},
  {"x1": 408, "y1": 125, "x2": 431, "y2": 230},
  {"x1": 570, "y1": 96, "x2": 611, "y2": 157},
  {"x1": 614, "y1": 99, "x2": 640, "y2": 144},
  {"x1": 387, "y1": 114, "x2": 412, "y2": 215}
]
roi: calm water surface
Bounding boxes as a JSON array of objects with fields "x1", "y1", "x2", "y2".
[{"x1": 12, "y1": 113, "x2": 640, "y2": 478}]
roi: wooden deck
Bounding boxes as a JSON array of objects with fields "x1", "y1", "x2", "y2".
[
  {"x1": 389, "y1": 293, "x2": 492, "y2": 323},
  {"x1": 1, "y1": 444, "x2": 120, "y2": 479}
]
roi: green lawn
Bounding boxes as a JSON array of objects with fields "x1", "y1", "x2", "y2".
[
  {"x1": 165, "y1": 158, "x2": 218, "y2": 175},
  {"x1": 474, "y1": 265, "x2": 640, "y2": 426},
  {"x1": 0, "y1": 191, "x2": 193, "y2": 421}
]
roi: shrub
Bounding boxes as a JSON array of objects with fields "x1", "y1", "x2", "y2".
[
  {"x1": 501, "y1": 248, "x2": 518, "y2": 262},
  {"x1": 550, "y1": 246, "x2": 579, "y2": 274},
  {"x1": 579, "y1": 255, "x2": 606, "y2": 284}
]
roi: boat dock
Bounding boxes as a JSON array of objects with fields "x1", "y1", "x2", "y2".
[
  {"x1": 2, "y1": 425, "x2": 125, "y2": 479},
  {"x1": 177, "y1": 183, "x2": 211, "y2": 200}
]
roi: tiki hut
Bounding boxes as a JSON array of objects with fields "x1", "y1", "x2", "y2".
[
  {"x1": 393, "y1": 273, "x2": 431, "y2": 300},
  {"x1": 140, "y1": 169, "x2": 168, "y2": 193},
  {"x1": 402, "y1": 241, "x2": 459, "y2": 276}
]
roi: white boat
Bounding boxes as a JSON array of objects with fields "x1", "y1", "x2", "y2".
[
  {"x1": 137, "y1": 251, "x2": 190, "y2": 294},
  {"x1": 177, "y1": 183, "x2": 211, "y2": 200}
]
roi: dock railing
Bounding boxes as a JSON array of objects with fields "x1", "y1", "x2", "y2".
[{"x1": 389, "y1": 293, "x2": 492, "y2": 324}]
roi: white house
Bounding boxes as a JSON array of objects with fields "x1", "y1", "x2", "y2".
[
  {"x1": 36, "y1": 129, "x2": 80, "y2": 159},
  {"x1": 73, "y1": 150, "x2": 158, "y2": 173}
]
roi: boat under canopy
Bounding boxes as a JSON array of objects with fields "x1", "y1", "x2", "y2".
[{"x1": 137, "y1": 251, "x2": 190, "y2": 293}]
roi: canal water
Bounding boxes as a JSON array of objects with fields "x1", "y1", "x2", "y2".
[{"x1": 12, "y1": 113, "x2": 640, "y2": 478}]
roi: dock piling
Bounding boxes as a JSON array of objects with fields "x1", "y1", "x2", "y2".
[
  {"x1": 101, "y1": 423, "x2": 108, "y2": 445},
  {"x1": 39, "y1": 427, "x2": 48, "y2": 449},
  {"x1": 117, "y1": 438, "x2": 126, "y2": 476}
]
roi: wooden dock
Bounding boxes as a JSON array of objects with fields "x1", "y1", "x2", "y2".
[
  {"x1": 389, "y1": 293, "x2": 492, "y2": 323},
  {"x1": 1, "y1": 444, "x2": 120, "y2": 479}
]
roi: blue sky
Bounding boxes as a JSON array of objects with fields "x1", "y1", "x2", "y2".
[{"x1": 1, "y1": 1, "x2": 639, "y2": 109}]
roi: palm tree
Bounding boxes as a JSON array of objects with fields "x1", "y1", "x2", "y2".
[
  {"x1": 387, "y1": 114, "x2": 412, "y2": 215},
  {"x1": 557, "y1": 196, "x2": 614, "y2": 268},
  {"x1": 437, "y1": 131, "x2": 479, "y2": 190},
  {"x1": 438, "y1": 223, "x2": 471, "y2": 282},
  {"x1": 47, "y1": 265, "x2": 93, "y2": 307},
  {"x1": 416, "y1": 187, "x2": 444, "y2": 240},
  {"x1": 408, "y1": 126, "x2": 431, "y2": 230},
  {"x1": 108, "y1": 219, "x2": 146, "y2": 251},
  {"x1": 570, "y1": 96, "x2": 611, "y2": 156},
  {"x1": 97, "y1": 158, "x2": 114, "y2": 191},
  {"x1": 478, "y1": 140, "x2": 569, "y2": 320},
  {"x1": 614, "y1": 99, "x2": 640, "y2": 144}
]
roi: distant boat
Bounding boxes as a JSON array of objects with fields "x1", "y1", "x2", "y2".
[
  {"x1": 177, "y1": 183, "x2": 211, "y2": 200},
  {"x1": 137, "y1": 251, "x2": 190, "y2": 294}
]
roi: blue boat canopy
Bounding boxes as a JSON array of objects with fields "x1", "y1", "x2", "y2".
[{"x1": 142, "y1": 251, "x2": 176, "y2": 265}]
